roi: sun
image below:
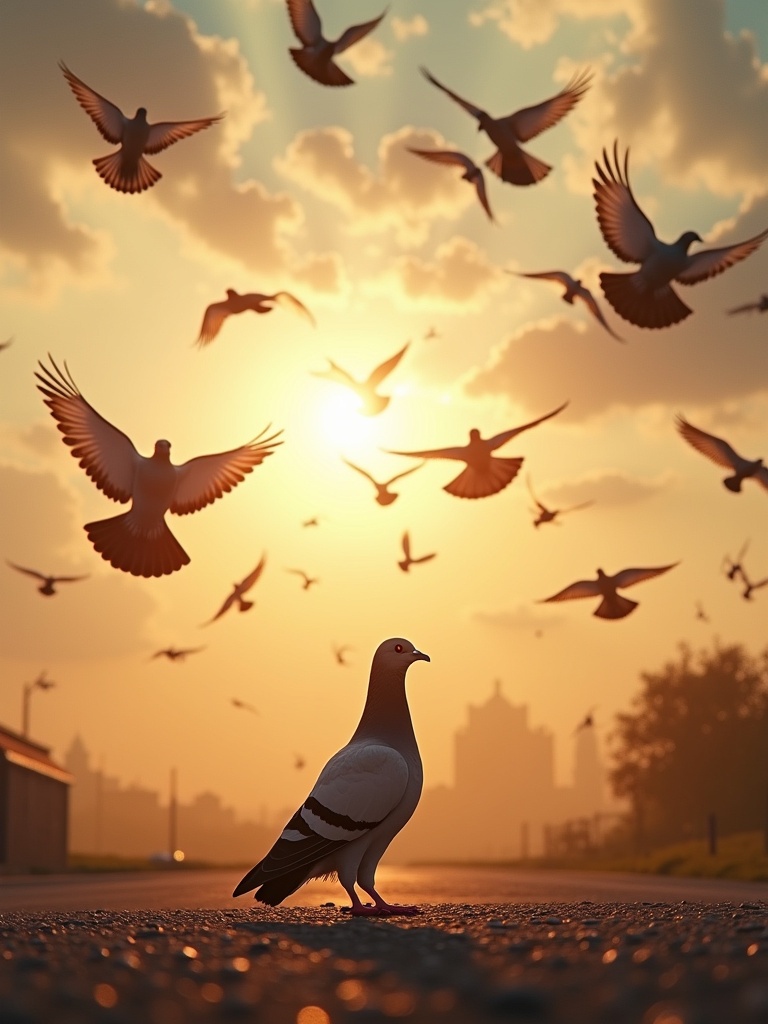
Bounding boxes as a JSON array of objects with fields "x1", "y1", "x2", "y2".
[{"x1": 315, "y1": 390, "x2": 383, "y2": 453}]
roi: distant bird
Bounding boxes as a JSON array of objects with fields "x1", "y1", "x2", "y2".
[
  {"x1": 421, "y1": 66, "x2": 591, "y2": 186},
  {"x1": 424, "y1": 327, "x2": 439, "y2": 341},
  {"x1": 334, "y1": 644, "x2": 352, "y2": 666},
  {"x1": 675, "y1": 415, "x2": 768, "y2": 493},
  {"x1": 36, "y1": 358, "x2": 281, "y2": 578},
  {"x1": 233, "y1": 637, "x2": 429, "y2": 913},
  {"x1": 398, "y1": 531, "x2": 436, "y2": 573},
  {"x1": 0, "y1": 337, "x2": 13, "y2": 352},
  {"x1": 739, "y1": 569, "x2": 768, "y2": 602},
  {"x1": 31, "y1": 671, "x2": 56, "y2": 692},
  {"x1": 385, "y1": 401, "x2": 568, "y2": 499},
  {"x1": 286, "y1": 568, "x2": 319, "y2": 590},
  {"x1": 59, "y1": 61, "x2": 223, "y2": 194},
  {"x1": 206, "y1": 555, "x2": 267, "y2": 624},
  {"x1": 728, "y1": 294, "x2": 768, "y2": 315},
  {"x1": 312, "y1": 343, "x2": 409, "y2": 416},
  {"x1": 197, "y1": 290, "x2": 315, "y2": 347},
  {"x1": 408, "y1": 148, "x2": 494, "y2": 221},
  {"x1": 6, "y1": 561, "x2": 88, "y2": 596},
  {"x1": 723, "y1": 540, "x2": 750, "y2": 581},
  {"x1": 286, "y1": 0, "x2": 387, "y2": 87},
  {"x1": 695, "y1": 601, "x2": 709, "y2": 623},
  {"x1": 303, "y1": 516, "x2": 320, "y2": 527},
  {"x1": 294, "y1": 754, "x2": 306, "y2": 771},
  {"x1": 231, "y1": 698, "x2": 259, "y2": 715},
  {"x1": 539, "y1": 563, "x2": 678, "y2": 620},
  {"x1": 526, "y1": 476, "x2": 593, "y2": 528},
  {"x1": 342, "y1": 458, "x2": 425, "y2": 506},
  {"x1": 513, "y1": 270, "x2": 623, "y2": 341},
  {"x1": 574, "y1": 708, "x2": 596, "y2": 733},
  {"x1": 151, "y1": 646, "x2": 205, "y2": 662},
  {"x1": 593, "y1": 143, "x2": 768, "y2": 329}
]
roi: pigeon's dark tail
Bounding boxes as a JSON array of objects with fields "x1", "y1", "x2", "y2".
[
  {"x1": 85, "y1": 513, "x2": 190, "y2": 578},
  {"x1": 600, "y1": 273, "x2": 692, "y2": 329},
  {"x1": 486, "y1": 147, "x2": 551, "y2": 186},
  {"x1": 444, "y1": 457, "x2": 524, "y2": 499},
  {"x1": 232, "y1": 860, "x2": 308, "y2": 905},
  {"x1": 93, "y1": 152, "x2": 162, "y2": 194},
  {"x1": 289, "y1": 48, "x2": 353, "y2": 87},
  {"x1": 723, "y1": 476, "x2": 743, "y2": 493},
  {"x1": 594, "y1": 593, "x2": 638, "y2": 620}
]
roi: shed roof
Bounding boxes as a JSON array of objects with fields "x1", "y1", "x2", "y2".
[{"x1": 0, "y1": 724, "x2": 73, "y2": 785}]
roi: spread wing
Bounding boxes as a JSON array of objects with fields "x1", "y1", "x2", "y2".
[
  {"x1": 197, "y1": 299, "x2": 233, "y2": 347},
  {"x1": 59, "y1": 61, "x2": 125, "y2": 144},
  {"x1": 676, "y1": 228, "x2": 768, "y2": 286},
  {"x1": 728, "y1": 301, "x2": 760, "y2": 315},
  {"x1": 539, "y1": 579, "x2": 601, "y2": 603},
  {"x1": 383, "y1": 443, "x2": 469, "y2": 463},
  {"x1": 367, "y1": 343, "x2": 409, "y2": 388},
  {"x1": 273, "y1": 291, "x2": 316, "y2": 326},
  {"x1": 287, "y1": 0, "x2": 323, "y2": 45},
  {"x1": 237, "y1": 554, "x2": 267, "y2": 592},
  {"x1": 35, "y1": 356, "x2": 138, "y2": 502},
  {"x1": 7, "y1": 562, "x2": 46, "y2": 582},
  {"x1": 420, "y1": 66, "x2": 484, "y2": 120},
  {"x1": 517, "y1": 270, "x2": 574, "y2": 290},
  {"x1": 171, "y1": 427, "x2": 282, "y2": 515},
  {"x1": 342, "y1": 458, "x2": 377, "y2": 484},
  {"x1": 311, "y1": 359, "x2": 357, "y2": 387},
  {"x1": 333, "y1": 10, "x2": 387, "y2": 54},
  {"x1": 145, "y1": 115, "x2": 223, "y2": 155},
  {"x1": 675, "y1": 415, "x2": 741, "y2": 470},
  {"x1": 612, "y1": 564, "x2": 678, "y2": 590},
  {"x1": 385, "y1": 461, "x2": 426, "y2": 486},
  {"x1": 487, "y1": 401, "x2": 569, "y2": 449},
  {"x1": 510, "y1": 68, "x2": 592, "y2": 142},
  {"x1": 593, "y1": 142, "x2": 658, "y2": 264},
  {"x1": 576, "y1": 287, "x2": 624, "y2": 341},
  {"x1": 408, "y1": 148, "x2": 476, "y2": 172},
  {"x1": 401, "y1": 531, "x2": 412, "y2": 559}
]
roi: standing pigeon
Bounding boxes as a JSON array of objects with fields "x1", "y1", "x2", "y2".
[
  {"x1": 593, "y1": 143, "x2": 768, "y2": 329},
  {"x1": 206, "y1": 555, "x2": 267, "y2": 624},
  {"x1": 728, "y1": 294, "x2": 768, "y2": 315},
  {"x1": 526, "y1": 476, "x2": 593, "y2": 527},
  {"x1": 539, "y1": 564, "x2": 678, "y2": 620},
  {"x1": 675, "y1": 415, "x2": 768, "y2": 492},
  {"x1": 421, "y1": 66, "x2": 591, "y2": 186},
  {"x1": 512, "y1": 270, "x2": 623, "y2": 341},
  {"x1": 6, "y1": 561, "x2": 88, "y2": 596},
  {"x1": 36, "y1": 358, "x2": 281, "y2": 577},
  {"x1": 59, "y1": 62, "x2": 223, "y2": 194},
  {"x1": 233, "y1": 637, "x2": 430, "y2": 913},
  {"x1": 312, "y1": 344, "x2": 409, "y2": 416},
  {"x1": 408, "y1": 148, "x2": 494, "y2": 221},
  {"x1": 286, "y1": 0, "x2": 387, "y2": 87},
  {"x1": 342, "y1": 458, "x2": 424, "y2": 506},
  {"x1": 197, "y1": 290, "x2": 315, "y2": 347},
  {"x1": 398, "y1": 532, "x2": 436, "y2": 573},
  {"x1": 385, "y1": 402, "x2": 568, "y2": 499}
]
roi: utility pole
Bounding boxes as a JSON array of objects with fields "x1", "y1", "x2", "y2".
[
  {"x1": 22, "y1": 672, "x2": 56, "y2": 737},
  {"x1": 169, "y1": 767, "x2": 178, "y2": 863}
]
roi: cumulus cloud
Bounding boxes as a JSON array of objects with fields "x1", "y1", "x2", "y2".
[
  {"x1": 391, "y1": 15, "x2": 429, "y2": 42},
  {"x1": 342, "y1": 36, "x2": 394, "y2": 79},
  {"x1": 540, "y1": 470, "x2": 671, "y2": 509},
  {"x1": 469, "y1": 0, "x2": 633, "y2": 49}
]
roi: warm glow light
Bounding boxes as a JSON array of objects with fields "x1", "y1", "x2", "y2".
[
  {"x1": 173, "y1": 849, "x2": 185, "y2": 862},
  {"x1": 316, "y1": 391, "x2": 378, "y2": 451}
]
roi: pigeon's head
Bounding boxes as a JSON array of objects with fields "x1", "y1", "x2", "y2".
[
  {"x1": 373, "y1": 637, "x2": 430, "y2": 675},
  {"x1": 677, "y1": 231, "x2": 702, "y2": 251},
  {"x1": 469, "y1": 428, "x2": 481, "y2": 441},
  {"x1": 135, "y1": 107, "x2": 148, "y2": 121},
  {"x1": 153, "y1": 439, "x2": 171, "y2": 460}
]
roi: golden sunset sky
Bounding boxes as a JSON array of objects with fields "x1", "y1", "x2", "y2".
[{"x1": 2, "y1": 0, "x2": 768, "y2": 824}]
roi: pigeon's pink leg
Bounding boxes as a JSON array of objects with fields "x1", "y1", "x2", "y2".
[{"x1": 340, "y1": 885, "x2": 421, "y2": 917}]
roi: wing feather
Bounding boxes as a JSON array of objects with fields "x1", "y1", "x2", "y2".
[
  {"x1": 333, "y1": 10, "x2": 387, "y2": 54},
  {"x1": 287, "y1": 0, "x2": 323, "y2": 45},
  {"x1": 384, "y1": 444, "x2": 469, "y2": 463},
  {"x1": 510, "y1": 69, "x2": 592, "y2": 142},
  {"x1": 145, "y1": 115, "x2": 223, "y2": 154},
  {"x1": 612, "y1": 564, "x2": 678, "y2": 590},
  {"x1": 367, "y1": 343, "x2": 409, "y2": 388},
  {"x1": 59, "y1": 62, "x2": 125, "y2": 144},
  {"x1": 171, "y1": 428, "x2": 282, "y2": 515},
  {"x1": 487, "y1": 401, "x2": 569, "y2": 449},
  {"x1": 593, "y1": 142, "x2": 657, "y2": 264},
  {"x1": 540, "y1": 579, "x2": 601, "y2": 603},
  {"x1": 420, "y1": 67, "x2": 484, "y2": 120},
  {"x1": 675, "y1": 415, "x2": 741, "y2": 470},
  {"x1": 676, "y1": 229, "x2": 768, "y2": 286}
]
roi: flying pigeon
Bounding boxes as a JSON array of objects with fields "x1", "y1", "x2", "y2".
[
  {"x1": 197, "y1": 290, "x2": 315, "y2": 347},
  {"x1": 385, "y1": 401, "x2": 568, "y2": 499},
  {"x1": 0, "y1": 337, "x2": 13, "y2": 352},
  {"x1": 728, "y1": 294, "x2": 768, "y2": 315},
  {"x1": 286, "y1": 568, "x2": 319, "y2": 590},
  {"x1": 423, "y1": 327, "x2": 439, "y2": 341},
  {"x1": 675, "y1": 415, "x2": 768, "y2": 492},
  {"x1": 398, "y1": 531, "x2": 436, "y2": 573},
  {"x1": 294, "y1": 754, "x2": 306, "y2": 771},
  {"x1": 739, "y1": 568, "x2": 768, "y2": 602},
  {"x1": 574, "y1": 708, "x2": 596, "y2": 733},
  {"x1": 695, "y1": 601, "x2": 709, "y2": 623},
  {"x1": 312, "y1": 343, "x2": 409, "y2": 416},
  {"x1": 723, "y1": 540, "x2": 750, "y2": 581},
  {"x1": 593, "y1": 143, "x2": 768, "y2": 329},
  {"x1": 334, "y1": 644, "x2": 352, "y2": 665},
  {"x1": 6, "y1": 561, "x2": 88, "y2": 596},
  {"x1": 539, "y1": 563, "x2": 678, "y2": 620},
  {"x1": 231, "y1": 698, "x2": 259, "y2": 715},
  {"x1": 408, "y1": 148, "x2": 494, "y2": 221},
  {"x1": 526, "y1": 475, "x2": 593, "y2": 527},
  {"x1": 513, "y1": 270, "x2": 623, "y2": 341},
  {"x1": 303, "y1": 516, "x2": 320, "y2": 527},
  {"x1": 36, "y1": 358, "x2": 281, "y2": 578},
  {"x1": 342, "y1": 458, "x2": 425, "y2": 506},
  {"x1": 233, "y1": 637, "x2": 429, "y2": 913},
  {"x1": 286, "y1": 0, "x2": 387, "y2": 87},
  {"x1": 151, "y1": 646, "x2": 205, "y2": 662},
  {"x1": 420, "y1": 66, "x2": 591, "y2": 186},
  {"x1": 59, "y1": 61, "x2": 223, "y2": 194},
  {"x1": 206, "y1": 555, "x2": 267, "y2": 624}
]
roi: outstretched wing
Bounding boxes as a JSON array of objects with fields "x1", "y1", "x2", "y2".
[
  {"x1": 727, "y1": 301, "x2": 760, "y2": 315},
  {"x1": 510, "y1": 69, "x2": 592, "y2": 142},
  {"x1": 408, "y1": 148, "x2": 476, "y2": 172},
  {"x1": 675, "y1": 415, "x2": 741, "y2": 470},
  {"x1": 171, "y1": 428, "x2": 282, "y2": 515},
  {"x1": 273, "y1": 291, "x2": 316, "y2": 326},
  {"x1": 383, "y1": 443, "x2": 469, "y2": 463},
  {"x1": 401, "y1": 531, "x2": 412, "y2": 559},
  {"x1": 676, "y1": 228, "x2": 768, "y2": 286},
  {"x1": 576, "y1": 287, "x2": 624, "y2": 341},
  {"x1": 367, "y1": 343, "x2": 409, "y2": 388},
  {"x1": 237, "y1": 554, "x2": 267, "y2": 593},
  {"x1": 287, "y1": 0, "x2": 323, "y2": 45},
  {"x1": 539, "y1": 579, "x2": 601, "y2": 603},
  {"x1": 612, "y1": 563, "x2": 678, "y2": 590},
  {"x1": 517, "y1": 269, "x2": 574, "y2": 289},
  {"x1": 385, "y1": 461, "x2": 427, "y2": 486},
  {"x1": 342, "y1": 458, "x2": 377, "y2": 484},
  {"x1": 197, "y1": 299, "x2": 232, "y2": 347},
  {"x1": 420, "y1": 66, "x2": 484, "y2": 120},
  {"x1": 593, "y1": 142, "x2": 658, "y2": 265},
  {"x1": 35, "y1": 356, "x2": 138, "y2": 502},
  {"x1": 7, "y1": 562, "x2": 46, "y2": 582},
  {"x1": 333, "y1": 9, "x2": 387, "y2": 54},
  {"x1": 487, "y1": 401, "x2": 569, "y2": 450},
  {"x1": 59, "y1": 62, "x2": 125, "y2": 144},
  {"x1": 145, "y1": 114, "x2": 223, "y2": 155}
]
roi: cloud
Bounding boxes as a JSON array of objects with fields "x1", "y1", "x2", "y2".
[
  {"x1": 391, "y1": 15, "x2": 429, "y2": 42},
  {"x1": 468, "y1": 603, "x2": 558, "y2": 631},
  {"x1": 468, "y1": 0, "x2": 632, "y2": 49},
  {"x1": 539, "y1": 470, "x2": 671, "y2": 508},
  {"x1": 342, "y1": 36, "x2": 394, "y2": 79}
]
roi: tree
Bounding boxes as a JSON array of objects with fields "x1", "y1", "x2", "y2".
[{"x1": 609, "y1": 641, "x2": 768, "y2": 846}]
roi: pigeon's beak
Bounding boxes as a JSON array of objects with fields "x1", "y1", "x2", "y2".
[{"x1": 411, "y1": 648, "x2": 430, "y2": 663}]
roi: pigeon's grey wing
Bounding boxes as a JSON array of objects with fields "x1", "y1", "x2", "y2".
[
  {"x1": 238, "y1": 554, "x2": 267, "y2": 592},
  {"x1": 611, "y1": 564, "x2": 678, "y2": 590},
  {"x1": 342, "y1": 458, "x2": 377, "y2": 484},
  {"x1": 145, "y1": 115, "x2": 223, "y2": 154},
  {"x1": 35, "y1": 357, "x2": 138, "y2": 502},
  {"x1": 59, "y1": 62, "x2": 125, "y2": 143},
  {"x1": 487, "y1": 401, "x2": 569, "y2": 449},
  {"x1": 509, "y1": 68, "x2": 592, "y2": 142},
  {"x1": 367, "y1": 343, "x2": 409, "y2": 388},
  {"x1": 675, "y1": 415, "x2": 741, "y2": 470},
  {"x1": 287, "y1": 0, "x2": 323, "y2": 45},
  {"x1": 420, "y1": 67, "x2": 484, "y2": 120},
  {"x1": 593, "y1": 142, "x2": 657, "y2": 264},
  {"x1": 311, "y1": 360, "x2": 357, "y2": 386},
  {"x1": 516, "y1": 270, "x2": 573, "y2": 289},
  {"x1": 408, "y1": 148, "x2": 475, "y2": 171},
  {"x1": 539, "y1": 579, "x2": 601, "y2": 603},
  {"x1": 401, "y1": 531, "x2": 411, "y2": 559},
  {"x1": 170, "y1": 427, "x2": 283, "y2": 515},
  {"x1": 197, "y1": 300, "x2": 232, "y2": 347},
  {"x1": 272, "y1": 291, "x2": 316, "y2": 326},
  {"x1": 386, "y1": 461, "x2": 427, "y2": 486},
  {"x1": 576, "y1": 288, "x2": 625, "y2": 341},
  {"x1": 383, "y1": 443, "x2": 469, "y2": 463},
  {"x1": 333, "y1": 9, "x2": 387, "y2": 54},
  {"x1": 7, "y1": 562, "x2": 46, "y2": 582},
  {"x1": 754, "y1": 467, "x2": 768, "y2": 491},
  {"x1": 676, "y1": 229, "x2": 768, "y2": 286}
]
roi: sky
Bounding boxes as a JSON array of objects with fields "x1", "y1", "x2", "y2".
[{"x1": 2, "y1": 0, "x2": 768, "y2": 828}]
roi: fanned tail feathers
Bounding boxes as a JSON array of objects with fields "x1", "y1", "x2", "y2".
[
  {"x1": 289, "y1": 49, "x2": 353, "y2": 87},
  {"x1": 444, "y1": 457, "x2": 523, "y2": 499},
  {"x1": 85, "y1": 513, "x2": 189, "y2": 577},
  {"x1": 93, "y1": 153, "x2": 162, "y2": 194},
  {"x1": 600, "y1": 272, "x2": 692, "y2": 329},
  {"x1": 486, "y1": 148, "x2": 551, "y2": 186},
  {"x1": 594, "y1": 593, "x2": 638, "y2": 620}
]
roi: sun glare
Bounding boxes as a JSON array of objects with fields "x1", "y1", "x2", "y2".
[{"x1": 316, "y1": 391, "x2": 379, "y2": 452}]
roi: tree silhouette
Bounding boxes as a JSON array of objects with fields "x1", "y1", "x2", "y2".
[{"x1": 609, "y1": 641, "x2": 768, "y2": 846}]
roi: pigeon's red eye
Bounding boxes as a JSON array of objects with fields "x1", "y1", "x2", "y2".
[{"x1": 395, "y1": 644, "x2": 403, "y2": 653}]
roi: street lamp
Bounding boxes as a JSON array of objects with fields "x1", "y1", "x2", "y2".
[{"x1": 22, "y1": 671, "x2": 56, "y2": 737}]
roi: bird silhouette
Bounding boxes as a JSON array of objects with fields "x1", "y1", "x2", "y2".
[
  {"x1": 151, "y1": 646, "x2": 205, "y2": 662},
  {"x1": 333, "y1": 644, "x2": 352, "y2": 666},
  {"x1": 286, "y1": 568, "x2": 319, "y2": 590},
  {"x1": 231, "y1": 698, "x2": 259, "y2": 715},
  {"x1": 593, "y1": 143, "x2": 768, "y2": 329},
  {"x1": 342, "y1": 458, "x2": 425, "y2": 506},
  {"x1": 540, "y1": 564, "x2": 678, "y2": 620},
  {"x1": 408, "y1": 148, "x2": 494, "y2": 221},
  {"x1": 286, "y1": 0, "x2": 387, "y2": 87},
  {"x1": 423, "y1": 327, "x2": 439, "y2": 341},
  {"x1": 59, "y1": 62, "x2": 223, "y2": 193},
  {"x1": 206, "y1": 555, "x2": 267, "y2": 624},
  {"x1": 526, "y1": 476, "x2": 593, "y2": 527},
  {"x1": 398, "y1": 531, "x2": 436, "y2": 573},
  {"x1": 6, "y1": 561, "x2": 88, "y2": 596},
  {"x1": 0, "y1": 337, "x2": 13, "y2": 352},
  {"x1": 676, "y1": 416, "x2": 768, "y2": 493},
  {"x1": 513, "y1": 270, "x2": 623, "y2": 341},
  {"x1": 294, "y1": 754, "x2": 306, "y2": 771},
  {"x1": 302, "y1": 516, "x2": 320, "y2": 527},
  {"x1": 740, "y1": 569, "x2": 768, "y2": 601},
  {"x1": 723, "y1": 540, "x2": 750, "y2": 581},
  {"x1": 728, "y1": 294, "x2": 768, "y2": 315},
  {"x1": 385, "y1": 402, "x2": 568, "y2": 499},
  {"x1": 421, "y1": 66, "x2": 591, "y2": 186},
  {"x1": 197, "y1": 290, "x2": 315, "y2": 346},
  {"x1": 312, "y1": 343, "x2": 409, "y2": 416},
  {"x1": 36, "y1": 358, "x2": 281, "y2": 577},
  {"x1": 695, "y1": 602, "x2": 709, "y2": 623},
  {"x1": 574, "y1": 708, "x2": 596, "y2": 734}
]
